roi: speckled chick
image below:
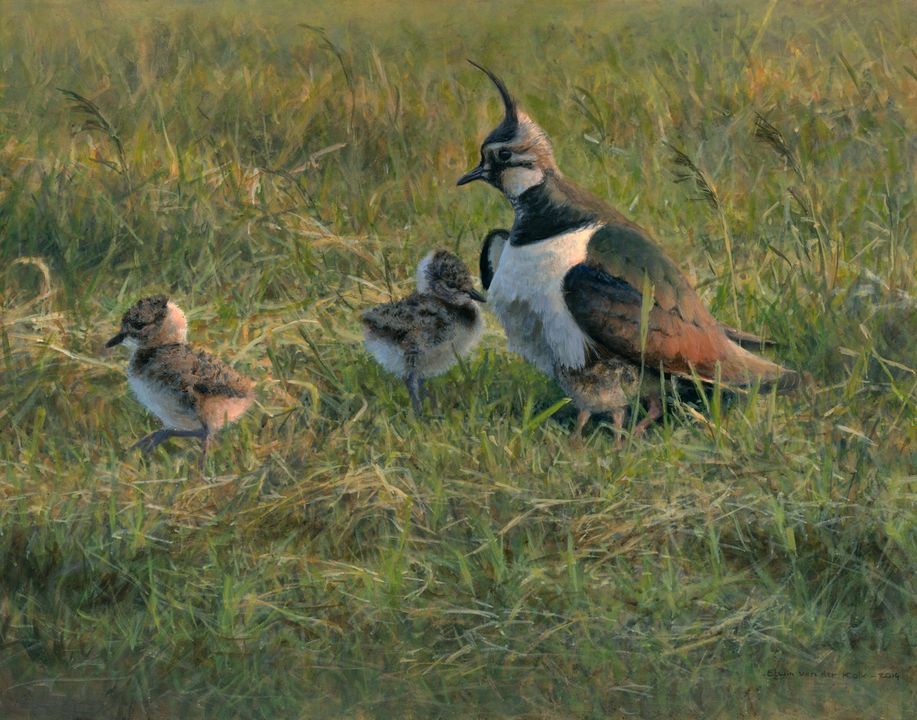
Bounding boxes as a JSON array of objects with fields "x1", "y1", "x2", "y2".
[
  {"x1": 554, "y1": 360, "x2": 658, "y2": 441},
  {"x1": 106, "y1": 295, "x2": 254, "y2": 462},
  {"x1": 362, "y1": 250, "x2": 486, "y2": 415}
]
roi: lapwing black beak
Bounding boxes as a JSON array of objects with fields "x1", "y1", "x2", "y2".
[
  {"x1": 457, "y1": 163, "x2": 486, "y2": 186},
  {"x1": 105, "y1": 331, "x2": 126, "y2": 348},
  {"x1": 467, "y1": 288, "x2": 487, "y2": 303}
]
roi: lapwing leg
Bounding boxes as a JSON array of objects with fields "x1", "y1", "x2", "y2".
[
  {"x1": 632, "y1": 396, "x2": 663, "y2": 438},
  {"x1": 575, "y1": 409, "x2": 591, "y2": 435},
  {"x1": 405, "y1": 373, "x2": 424, "y2": 417},
  {"x1": 612, "y1": 409, "x2": 626, "y2": 448},
  {"x1": 570, "y1": 408, "x2": 591, "y2": 445},
  {"x1": 198, "y1": 426, "x2": 212, "y2": 470},
  {"x1": 133, "y1": 428, "x2": 209, "y2": 456},
  {"x1": 419, "y1": 378, "x2": 438, "y2": 413},
  {"x1": 133, "y1": 428, "x2": 174, "y2": 454}
]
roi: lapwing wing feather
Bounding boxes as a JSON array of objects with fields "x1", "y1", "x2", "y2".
[{"x1": 563, "y1": 226, "x2": 797, "y2": 390}]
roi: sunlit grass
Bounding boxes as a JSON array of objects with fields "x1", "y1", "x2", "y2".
[{"x1": 1, "y1": 0, "x2": 914, "y2": 717}]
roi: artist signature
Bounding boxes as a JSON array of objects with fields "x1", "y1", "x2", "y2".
[{"x1": 765, "y1": 669, "x2": 904, "y2": 681}]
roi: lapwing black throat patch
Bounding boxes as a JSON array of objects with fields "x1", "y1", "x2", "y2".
[{"x1": 511, "y1": 179, "x2": 598, "y2": 245}]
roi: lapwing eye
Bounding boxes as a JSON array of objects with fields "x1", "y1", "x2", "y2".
[{"x1": 497, "y1": 148, "x2": 512, "y2": 162}]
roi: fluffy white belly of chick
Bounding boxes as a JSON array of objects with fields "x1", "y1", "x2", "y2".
[
  {"x1": 363, "y1": 313, "x2": 483, "y2": 379},
  {"x1": 128, "y1": 374, "x2": 202, "y2": 431},
  {"x1": 488, "y1": 225, "x2": 596, "y2": 375}
]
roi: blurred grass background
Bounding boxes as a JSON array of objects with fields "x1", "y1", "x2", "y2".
[{"x1": 1, "y1": 0, "x2": 914, "y2": 717}]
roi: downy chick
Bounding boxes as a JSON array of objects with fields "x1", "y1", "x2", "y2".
[
  {"x1": 106, "y1": 295, "x2": 254, "y2": 463},
  {"x1": 362, "y1": 250, "x2": 486, "y2": 415}
]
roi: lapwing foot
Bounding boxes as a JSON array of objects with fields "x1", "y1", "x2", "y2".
[
  {"x1": 132, "y1": 429, "x2": 171, "y2": 455},
  {"x1": 632, "y1": 396, "x2": 663, "y2": 438},
  {"x1": 570, "y1": 409, "x2": 591, "y2": 445}
]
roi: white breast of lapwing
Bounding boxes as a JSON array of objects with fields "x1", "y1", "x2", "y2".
[
  {"x1": 488, "y1": 224, "x2": 597, "y2": 375},
  {"x1": 128, "y1": 370, "x2": 202, "y2": 431}
]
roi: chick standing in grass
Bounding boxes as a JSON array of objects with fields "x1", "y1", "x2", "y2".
[
  {"x1": 362, "y1": 250, "x2": 486, "y2": 416},
  {"x1": 106, "y1": 295, "x2": 254, "y2": 463}
]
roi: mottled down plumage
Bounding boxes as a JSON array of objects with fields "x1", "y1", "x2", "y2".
[
  {"x1": 362, "y1": 294, "x2": 466, "y2": 354},
  {"x1": 106, "y1": 295, "x2": 254, "y2": 463},
  {"x1": 129, "y1": 343, "x2": 253, "y2": 429},
  {"x1": 362, "y1": 250, "x2": 485, "y2": 415}
]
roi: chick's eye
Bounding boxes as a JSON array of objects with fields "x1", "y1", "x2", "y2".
[{"x1": 497, "y1": 148, "x2": 512, "y2": 162}]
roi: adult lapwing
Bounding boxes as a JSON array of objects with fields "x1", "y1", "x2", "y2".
[{"x1": 459, "y1": 63, "x2": 797, "y2": 435}]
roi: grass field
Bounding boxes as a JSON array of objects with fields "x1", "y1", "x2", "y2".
[{"x1": 1, "y1": 0, "x2": 915, "y2": 717}]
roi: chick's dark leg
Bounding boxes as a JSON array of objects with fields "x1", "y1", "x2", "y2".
[
  {"x1": 198, "y1": 425, "x2": 211, "y2": 469},
  {"x1": 405, "y1": 372, "x2": 424, "y2": 417},
  {"x1": 417, "y1": 378, "x2": 426, "y2": 401},
  {"x1": 133, "y1": 429, "x2": 172, "y2": 454},
  {"x1": 133, "y1": 427, "x2": 206, "y2": 454}
]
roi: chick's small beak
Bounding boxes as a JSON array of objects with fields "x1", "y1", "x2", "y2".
[
  {"x1": 457, "y1": 163, "x2": 486, "y2": 186},
  {"x1": 467, "y1": 288, "x2": 486, "y2": 303},
  {"x1": 105, "y1": 331, "x2": 126, "y2": 348}
]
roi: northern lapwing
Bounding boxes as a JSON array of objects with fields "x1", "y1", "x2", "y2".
[
  {"x1": 362, "y1": 249, "x2": 486, "y2": 416},
  {"x1": 459, "y1": 63, "x2": 797, "y2": 436},
  {"x1": 480, "y1": 228, "x2": 656, "y2": 440},
  {"x1": 106, "y1": 295, "x2": 254, "y2": 463}
]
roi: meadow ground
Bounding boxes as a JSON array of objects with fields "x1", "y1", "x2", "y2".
[{"x1": 1, "y1": 0, "x2": 915, "y2": 717}]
